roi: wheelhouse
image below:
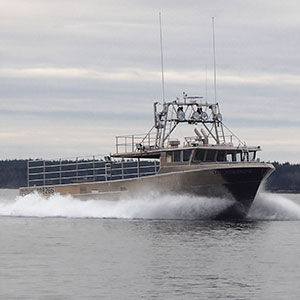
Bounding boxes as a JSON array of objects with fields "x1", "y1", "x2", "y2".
[{"x1": 161, "y1": 147, "x2": 259, "y2": 165}]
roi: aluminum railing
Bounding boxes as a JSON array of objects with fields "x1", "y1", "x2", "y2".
[
  {"x1": 115, "y1": 130, "x2": 157, "y2": 154},
  {"x1": 27, "y1": 156, "x2": 160, "y2": 187}
]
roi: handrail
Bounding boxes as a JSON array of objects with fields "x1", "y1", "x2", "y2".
[
  {"x1": 27, "y1": 157, "x2": 160, "y2": 187},
  {"x1": 115, "y1": 131, "x2": 157, "y2": 154},
  {"x1": 29, "y1": 170, "x2": 158, "y2": 183},
  {"x1": 28, "y1": 164, "x2": 155, "y2": 176},
  {"x1": 28, "y1": 160, "x2": 106, "y2": 169}
]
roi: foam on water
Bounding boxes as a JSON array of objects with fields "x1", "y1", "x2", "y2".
[
  {"x1": 0, "y1": 191, "x2": 299, "y2": 220},
  {"x1": 248, "y1": 192, "x2": 300, "y2": 220},
  {"x1": 0, "y1": 192, "x2": 233, "y2": 220}
]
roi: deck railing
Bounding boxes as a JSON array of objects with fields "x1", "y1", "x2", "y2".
[
  {"x1": 27, "y1": 155, "x2": 160, "y2": 187},
  {"x1": 115, "y1": 128, "x2": 157, "y2": 154}
]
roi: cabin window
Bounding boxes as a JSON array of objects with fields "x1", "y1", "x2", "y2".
[
  {"x1": 173, "y1": 150, "x2": 181, "y2": 162},
  {"x1": 226, "y1": 153, "x2": 233, "y2": 162},
  {"x1": 241, "y1": 152, "x2": 248, "y2": 161},
  {"x1": 249, "y1": 151, "x2": 256, "y2": 161},
  {"x1": 216, "y1": 151, "x2": 226, "y2": 162},
  {"x1": 226, "y1": 151, "x2": 243, "y2": 162},
  {"x1": 206, "y1": 150, "x2": 216, "y2": 162},
  {"x1": 194, "y1": 149, "x2": 205, "y2": 161},
  {"x1": 166, "y1": 152, "x2": 172, "y2": 163},
  {"x1": 183, "y1": 150, "x2": 192, "y2": 162}
]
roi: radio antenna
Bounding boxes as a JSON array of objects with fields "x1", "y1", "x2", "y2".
[
  {"x1": 212, "y1": 17, "x2": 217, "y2": 103},
  {"x1": 205, "y1": 64, "x2": 208, "y2": 101},
  {"x1": 159, "y1": 12, "x2": 165, "y2": 103}
]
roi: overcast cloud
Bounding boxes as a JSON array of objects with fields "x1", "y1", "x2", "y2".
[{"x1": 0, "y1": 0, "x2": 299, "y2": 162}]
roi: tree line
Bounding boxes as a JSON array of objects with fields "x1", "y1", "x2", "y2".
[
  {"x1": 264, "y1": 162, "x2": 300, "y2": 193},
  {"x1": 0, "y1": 159, "x2": 299, "y2": 193}
]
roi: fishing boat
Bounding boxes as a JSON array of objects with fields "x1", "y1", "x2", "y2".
[{"x1": 19, "y1": 93, "x2": 274, "y2": 218}]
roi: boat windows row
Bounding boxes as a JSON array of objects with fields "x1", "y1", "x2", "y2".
[{"x1": 165, "y1": 149, "x2": 257, "y2": 163}]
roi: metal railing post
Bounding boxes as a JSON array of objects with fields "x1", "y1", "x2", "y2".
[
  {"x1": 59, "y1": 159, "x2": 62, "y2": 184},
  {"x1": 43, "y1": 160, "x2": 45, "y2": 186},
  {"x1": 121, "y1": 161, "x2": 124, "y2": 179},
  {"x1": 132, "y1": 135, "x2": 134, "y2": 152},
  {"x1": 93, "y1": 156, "x2": 96, "y2": 181},
  {"x1": 27, "y1": 160, "x2": 30, "y2": 187},
  {"x1": 155, "y1": 160, "x2": 159, "y2": 173},
  {"x1": 137, "y1": 158, "x2": 140, "y2": 177},
  {"x1": 76, "y1": 157, "x2": 78, "y2": 183}
]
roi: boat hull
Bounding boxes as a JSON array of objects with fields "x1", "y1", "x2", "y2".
[{"x1": 19, "y1": 162, "x2": 274, "y2": 219}]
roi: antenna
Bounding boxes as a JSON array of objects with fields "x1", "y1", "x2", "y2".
[
  {"x1": 212, "y1": 17, "x2": 217, "y2": 103},
  {"x1": 205, "y1": 64, "x2": 208, "y2": 101},
  {"x1": 159, "y1": 12, "x2": 165, "y2": 103}
]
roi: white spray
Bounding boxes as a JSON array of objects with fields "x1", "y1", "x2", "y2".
[
  {"x1": 0, "y1": 191, "x2": 299, "y2": 220},
  {"x1": 0, "y1": 192, "x2": 233, "y2": 220},
  {"x1": 248, "y1": 192, "x2": 300, "y2": 220}
]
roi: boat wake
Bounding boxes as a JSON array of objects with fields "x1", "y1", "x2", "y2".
[
  {"x1": 0, "y1": 192, "x2": 233, "y2": 220},
  {"x1": 0, "y1": 191, "x2": 299, "y2": 220},
  {"x1": 248, "y1": 192, "x2": 300, "y2": 221}
]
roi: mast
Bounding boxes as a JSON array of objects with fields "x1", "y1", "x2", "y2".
[
  {"x1": 159, "y1": 12, "x2": 165, "y2": 103},
  {"x1": 212, "y1": 17, "x2": 219, "y2": 143},
  {"x1": 205, "y1": 65, "x2": 208, "y2": 101},
  {"x1": 212, "y1": 17, "x2": 217, "y2": 104}
]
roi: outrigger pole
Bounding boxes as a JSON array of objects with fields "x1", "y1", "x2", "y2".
[
  {"x1": 212, "y1": 17, "x2": 217, "y2": 104},
  {"x1": 159, "y1": 12, "x2": 165, "y2": 103},
  {"x1": 211, "y1": 17, "x2": 220, "y2": 143}
]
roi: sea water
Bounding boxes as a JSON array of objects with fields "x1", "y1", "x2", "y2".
[{"x1": 0, "y1": 189, "x2": 299, "y2": 299}]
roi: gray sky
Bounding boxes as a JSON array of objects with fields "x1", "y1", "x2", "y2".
[{"x1": 0, "y1": 0, "x2": 299, "y2": 162}]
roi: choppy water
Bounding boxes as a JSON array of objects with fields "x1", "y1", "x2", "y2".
[{"x1": 0, "y1": 189, "x2": 299, "y2": 299}]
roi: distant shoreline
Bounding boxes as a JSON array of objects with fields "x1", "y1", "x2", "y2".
[{"x1": 271, "y1": 190, "x2": 300, "y2": 194}]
